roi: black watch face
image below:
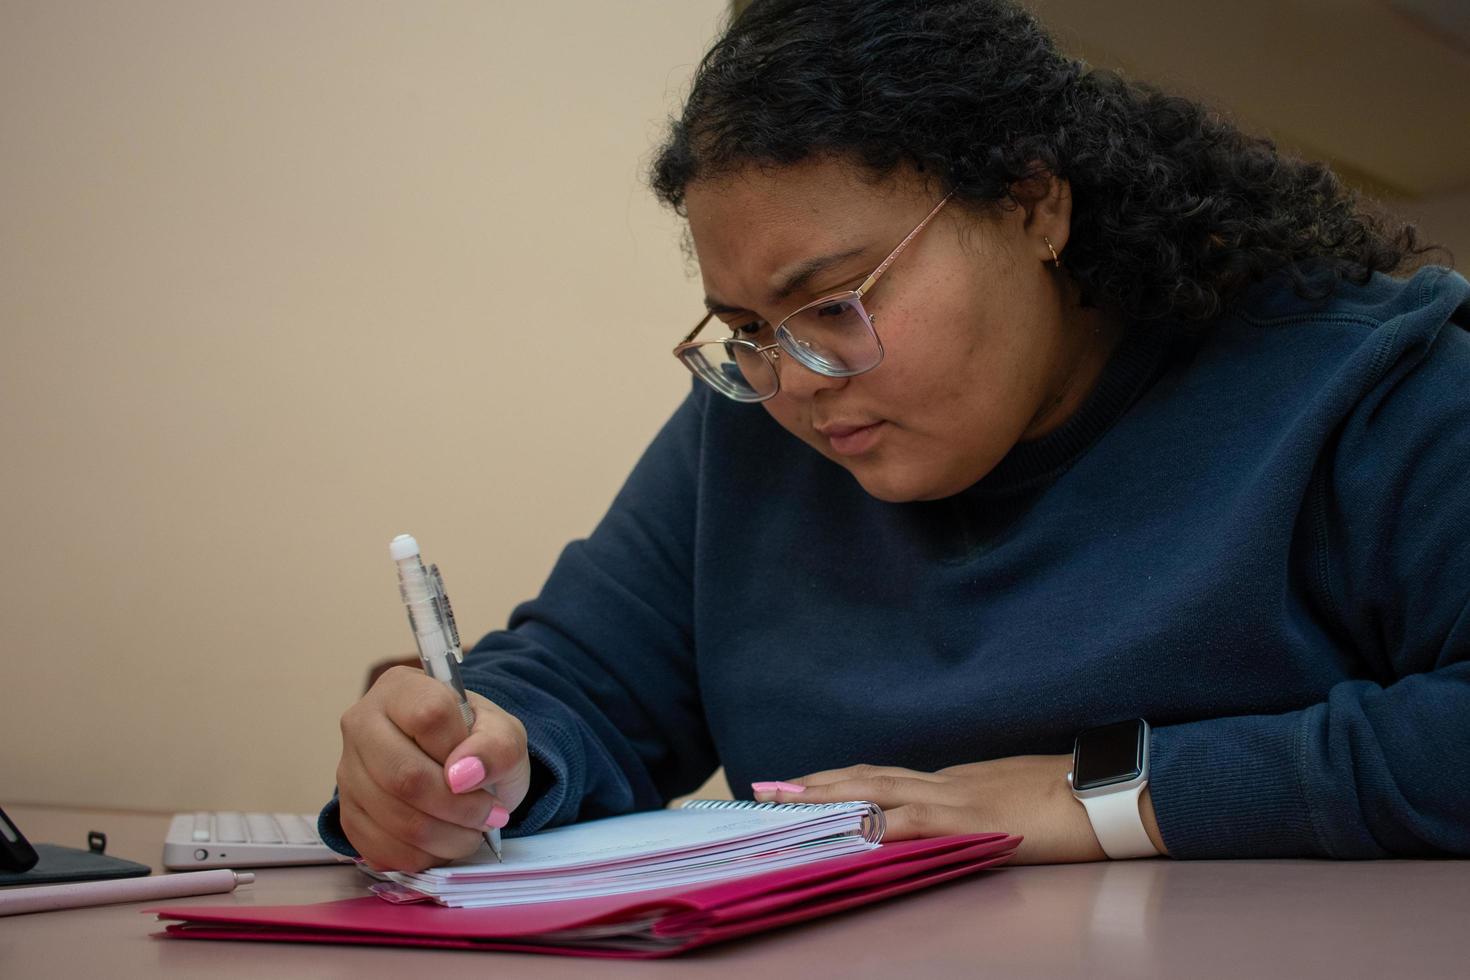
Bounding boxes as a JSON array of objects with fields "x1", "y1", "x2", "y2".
[{"x1": 1073, "y1": 719, "x2": 1145, "y2": 791}]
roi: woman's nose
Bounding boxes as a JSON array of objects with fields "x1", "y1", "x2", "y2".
[{"x1": 774, "y1": 348, "x2": 848, "y2": 400}]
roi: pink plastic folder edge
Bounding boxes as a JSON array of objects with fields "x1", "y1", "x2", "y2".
[{"x1": 151, "y1": 833, "x2": 1020, "y2": 959}]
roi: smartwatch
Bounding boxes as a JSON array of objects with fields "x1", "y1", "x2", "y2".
[{"x1": 1067, "y1": 718, "x2": 1159, "y2": 859}]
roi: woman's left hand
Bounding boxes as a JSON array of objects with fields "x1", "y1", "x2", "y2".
[{"x1": 751, "y1": 754, "x2": 1166, "y2": 864}]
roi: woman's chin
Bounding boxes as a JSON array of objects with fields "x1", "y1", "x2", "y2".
[{"x1": 846, "y1": 462, "x2": 940, "y2": 504}]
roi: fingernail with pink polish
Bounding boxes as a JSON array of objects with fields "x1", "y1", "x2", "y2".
[
  {"x1": 751, "y1": 781, "x2": 805, "y2": 794},
  {"x1": 485, "y1": 806, "x2": 510, "y2": 829},
  {"x1": 446, "y1": 756, "x2": 486, "y2": 794}
]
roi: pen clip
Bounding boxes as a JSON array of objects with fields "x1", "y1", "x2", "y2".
[{"x1": 428, "y1": 563, "x2": 462, "y2": 661}]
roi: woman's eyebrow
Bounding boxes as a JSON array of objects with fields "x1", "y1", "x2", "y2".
[
  {"x1": 769, "y1": 247, "x2": 866, "y2": 302},
  {"x1": 702, "y1": 297, "x2": 745, "y2": 315},
  {"x1": 703, "y1": 246, "x2": 868, "y2": 315}
]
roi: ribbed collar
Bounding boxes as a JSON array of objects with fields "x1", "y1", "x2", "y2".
[{"x1": 968, "y1": 324, "x2": 1173, "y2": 496}]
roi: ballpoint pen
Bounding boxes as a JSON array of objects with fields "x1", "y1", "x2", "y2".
[{"x1": 390, "y1": 533, "x2": 503, "y2": 862}]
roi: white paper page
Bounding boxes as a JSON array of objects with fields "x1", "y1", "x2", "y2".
[
  {"x1": 415, "y1": 821, "x2": 869, "y2": 894},
  {"x1": 407, "y1": 810, "x2": 862, "y2": 886},
  {"x1": 440, "y1": 837, "x2": 878, "y2": 908},
  {"x1": 392, "y1": 802, "x2": 875, "y2": 883}
]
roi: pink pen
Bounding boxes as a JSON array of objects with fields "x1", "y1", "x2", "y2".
[{"x1": 0, "y1": 868, "x2": 252, "y2": 916}]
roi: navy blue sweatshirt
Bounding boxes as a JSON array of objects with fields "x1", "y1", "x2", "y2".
[{"x1": 323, "y1": 264, "x2": 1470, "y2": 860}]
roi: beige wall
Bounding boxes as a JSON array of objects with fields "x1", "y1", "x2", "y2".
[{"x1": 1, "y1": 0, "x2": 727, "y2": 813}]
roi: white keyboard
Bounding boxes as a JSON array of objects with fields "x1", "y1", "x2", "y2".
[{"x1": 163, "y1": 811, "x2": 352, "y2": 870}]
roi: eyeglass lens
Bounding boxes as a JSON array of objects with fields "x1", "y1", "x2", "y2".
[
  {"x1": 678, "y1": 341, "x2": 777, "y2": 402},
  {"x1": 681, "y1": 295, "x2": 881, "y2": 401}
]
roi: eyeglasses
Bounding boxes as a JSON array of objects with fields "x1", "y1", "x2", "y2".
[{"x1": 672, "y1": 192, "x2": 954, "y2": 402}]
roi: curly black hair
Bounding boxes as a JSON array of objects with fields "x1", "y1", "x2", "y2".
[{"x1": 650, "y1": 0, "x2": 1446, "y2": 324}]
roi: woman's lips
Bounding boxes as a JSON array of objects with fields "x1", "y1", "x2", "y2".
[{"x1": 820, "y1": 420, "x2": 886, "y2": 456}]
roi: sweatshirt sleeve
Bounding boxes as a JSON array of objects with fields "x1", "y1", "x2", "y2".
[
  {"x1": 1150, "y1": 300, "x2": 1470, "y2": 859},
  {"x1": 319, "y1": 385, "x2": 714, "y2": 853}
]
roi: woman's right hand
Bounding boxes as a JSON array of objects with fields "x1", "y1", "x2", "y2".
[{"x1": 335, "y1": 665, "x2": 533, "y2": 871}]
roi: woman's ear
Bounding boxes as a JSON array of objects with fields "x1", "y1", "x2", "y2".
[{"x1": 1011, "y1": 167, "x2": 1073, "y2": 264}]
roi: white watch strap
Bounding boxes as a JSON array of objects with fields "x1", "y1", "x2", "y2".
[{"x1": 1078, "y1": 782, "x2": 1158, "y2": 859}]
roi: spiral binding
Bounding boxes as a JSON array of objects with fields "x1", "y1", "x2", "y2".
[{"x1": 680, "y1": 798, "x2": 885, "y2": 843}]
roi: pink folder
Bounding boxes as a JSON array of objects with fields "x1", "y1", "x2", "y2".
[{"x1": 152, "y1": 833, "x2": 1019, "y2": 958}]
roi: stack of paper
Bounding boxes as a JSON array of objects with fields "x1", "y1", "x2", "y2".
[{"x1": 377, "y1": 799, "x2": 886, "y2": 908}]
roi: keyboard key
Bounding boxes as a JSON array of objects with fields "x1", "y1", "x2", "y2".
[
  {"x1": 192, "y1": 811, "x2": 212, "y2": 842},
  {"x1": 213, "y1": 811, "x2": 247, "y2": 843},
  {"x1": 244, "y1": 813, "x2": 282, "y2": 843},
  {"x1": 275, "y1": 813, "x2": 318, "y2": 845}
]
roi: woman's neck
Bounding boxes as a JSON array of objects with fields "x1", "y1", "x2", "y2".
[{"x1": 1021, "y1": 303, "x2": 1128, "y2": 442}]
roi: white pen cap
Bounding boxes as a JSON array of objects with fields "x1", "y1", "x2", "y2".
[{"x1": 389, "y1": 534, "x2": 420, "y2": 561}]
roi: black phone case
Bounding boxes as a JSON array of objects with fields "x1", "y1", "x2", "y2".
[{"x1": 0, "y1": 841, "x2": 151, "y2": 887}]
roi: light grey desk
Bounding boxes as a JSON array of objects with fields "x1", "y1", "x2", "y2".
[{"x1": 2, "y1": 803, "x2": 1466, "y2": 978}]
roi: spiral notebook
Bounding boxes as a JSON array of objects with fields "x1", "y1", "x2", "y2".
[{"x1": 370, "y1": 799, "x2": 887, "y2": 908}]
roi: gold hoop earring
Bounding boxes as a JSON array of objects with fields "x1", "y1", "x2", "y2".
[{"x1": 1043, "y1": 236, "x2": 1062, "y2": 270}]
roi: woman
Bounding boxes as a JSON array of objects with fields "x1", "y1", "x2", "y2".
[{"x1": 326, "y1": 0, "x2": 1469, "y2": 868}]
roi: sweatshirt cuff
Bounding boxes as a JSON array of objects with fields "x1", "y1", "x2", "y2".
[
  {"x1": 316, "y1": 793, "x2": 357, "y2": 857},
  {"x1": 1149, "y1": 709, "x2": 1325, "y2": 859}
]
